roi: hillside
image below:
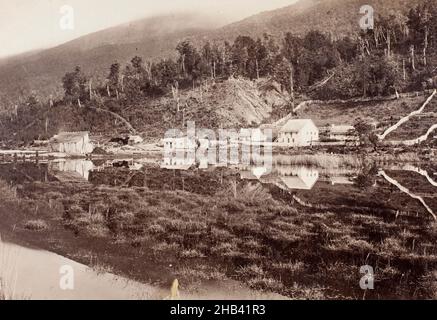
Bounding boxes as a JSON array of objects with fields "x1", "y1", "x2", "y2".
[
  {"x1": 0, "y1": 13, "x2": 220, "y2": 106},
  {"x1": 0, "y1": 78, "x2": 288, "y2": 145},
  {"x1": 0, "y1": 0, "x2": 421, "y2": 107},
  {"x1": 212, "y1": 0, "x2": 415, "y2": 40}
]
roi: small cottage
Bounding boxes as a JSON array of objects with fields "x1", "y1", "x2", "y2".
[
  {"x1": 163, "y1": 137, "x2": 196, "y2": 151},
  {"x1": 49, "y1": 132, "x2": 94, "y2": 156},
  {"x1": 277, "y1": 119, "x2": 319, "y2": 147},
  {"x1": 329, "y1": 125, "x2": 357, "y2": 141},
  {"x1": 128, "y1": 135, "x2": 144, "y2": 146}
]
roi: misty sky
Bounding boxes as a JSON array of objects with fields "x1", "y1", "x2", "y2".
[{"x1": 0, "y1": 0, "x2": 298, "y2": 58}]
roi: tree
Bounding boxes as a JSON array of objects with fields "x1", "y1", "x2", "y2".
[
  {"x1": 355, "y1": 164, "x2": 378, "y2": 189},
  {"x1": 273, "y1": 56, "x2": 292, "y2": 92},
  {"x1": 201, "y1": 41, "x2": 215, "y2": 78},
  {"x1": 131, "y1": 56, "x2": 144, "y2": 73},
  {"x1": 282, "y1": 31, "x2": 340, "y2": 89},
  {"x1": 152, "y1": 59, "x2": 179, "y2": 88},
  {"x1": 354, "y1": 117, "x2": 378, "y2": 149},
  {"x1": 62, "y1": 66, "x2": 88, "y2": 105},
  {"x1": 335, "y1": 37, "x2": 358, "y2": 63},
  {"x1": 254, "y1": 38, "x2": 269, "y2": 79},
  {"x1": 359, "y1": 55, "x2": 402, "y2": 97},
  {"x1": 262, "y1": 33, "x2": 280, "y2": 76},
  {"x1": 176, "y1": 40, "x2": 202, "y2": 81},
  {"x1": 407, "y1": 2, "x2": 437, "y2": 67},
  {"x1": 273, "y1": 56, "x2": 296, "y2": 111},
  {"x1": 107, "y1": 62, "x2": 120, "y2": 97},
  {"x1": 123, "y1": 56, "x2": 155, "y2": 98},
  {"x1": 232, "y1": 36, "x2": 257, "y2": 79}
]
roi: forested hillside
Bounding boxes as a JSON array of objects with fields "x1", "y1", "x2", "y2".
[
  {"x1": 0, "y1": 0, "x2": 425, "y2": 108},
  {"x1": 1, "y1": 0, "x2": 437, "y2": 145}
]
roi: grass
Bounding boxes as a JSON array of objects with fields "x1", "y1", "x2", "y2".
[
  {"x1": 384, "y1": 99, "x2": 437, "y2": 140},
  {"x1": 297, "y1": 96, "x2": 428, "y2": 129},
  {"x1": 1, "y1": 78, "x2": 279, "y2": 146},
  {"x1": 273, "y1": 154, "x2": 364, "y2": 169},
  {"x1": 24, "y1": 220, "x2": 49, "y2": 231},
  {"x1": 0, "y1": 162, "x2": 436, "y2": 299}
]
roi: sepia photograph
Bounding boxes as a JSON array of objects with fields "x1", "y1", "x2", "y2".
[{"x1": 0, "y1": 0, "x2": 436, "y2": 306}]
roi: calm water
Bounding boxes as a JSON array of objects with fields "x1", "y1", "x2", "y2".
[
  {"x1": 0, "y1": 238, "x2": 157, "y2": 300},
  {"x1": 0, "y1": 155, "x2": 436, "y2": 299}
]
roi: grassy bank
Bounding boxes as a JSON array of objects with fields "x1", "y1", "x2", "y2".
[{"x1": 0, "y1": 163, "x2": 436, "y2": 299}]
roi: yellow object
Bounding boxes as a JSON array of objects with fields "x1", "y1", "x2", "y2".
[{"x1": 170, "y1": 279, "x2": 180, "y2": 300}]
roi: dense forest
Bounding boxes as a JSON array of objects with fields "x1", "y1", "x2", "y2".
[
  {"x1": 56, "y1": 0, "x2": 437, "y2": 102},
  {"x1": 1, "y1": 0, "x2": 437, "y2": 144}
]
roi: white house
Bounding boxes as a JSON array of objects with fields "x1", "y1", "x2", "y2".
[
  {"x1": 277, "y1": 119, "x2": 319, "y2": 147},
  {"x1": 49, "y1": 132, "x2": 94, "y2": 156},
  {"x1": 162, "y1": 137, "x2": 196, "y2": 151}
]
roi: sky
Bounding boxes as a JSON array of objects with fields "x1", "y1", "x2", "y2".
[{"x1": 0, "y1": 0, "x2": 298, "y2": 58}]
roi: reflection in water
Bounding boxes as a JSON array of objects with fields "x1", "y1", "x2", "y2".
[
  {"x1": 0, "y1": 237, "x2": 159, "y2": 300},
  {"x1": 276, "y1": 166, "x2": 319, "y2": 190},
  {"x1": 0, "y1": 237, "x2": 286, "y2": 300},
  {"x1": 161, "y1": 156, "x2": 192, "y2": 170},
  {"x1": 379, "y1": 170, "x2": 436, "y2": 220},
  {"x1": 394, "y1": 165, "x2": 437, "y2": 187},
  {"x1": 50, "y1": 159, "x2": 95, "y2": 181},
  {"x1": 0, "y1": 155, "x2": 436, "y2": 300},
  {"x1": 41, "y1": 158, "x2": 434, "y2": 219}
]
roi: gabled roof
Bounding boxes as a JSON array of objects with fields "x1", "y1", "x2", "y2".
[
  {"x1": 330, "y1": 125, "x2": 355, "y2": 134},
  {"x1": 280, "y1": 119, "x2": 316, "y2": 133},
  {"x1": 50, "y1": 132, "x2": 89, "y2": 144},
  {"x1": 280, "y1": 175, "x2": 318, "y2": 190}
]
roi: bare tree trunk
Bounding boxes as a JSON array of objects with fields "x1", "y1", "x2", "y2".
[
  {"x1": 411, "y1": 46, "x2": 416, "y2": 70},
  {"x1": 181, "y1": 55, "x2": 186, "y2": 76},
  {"x1": 374, "y1": 27, "x2": 378, "y2": 47},
  {"x1": 256, "y1": 59, "x2": 260, "y2": 80},
  {"x1": 106, "y1": 84, "x2": 111, "y2": 97},
  {"x1": 362, "y1": 69, "x2": 367, "y2": 98},
  {"x1": 423, "y1": 28, "x2": 429, "y2": 66},
  {"x1": 121, "y1": 75, "x2": 125, "y2": 92},
  {"x1": 78, "y1": 99, "x2": 82, "y2": 108},
  {"x1": 172, "y1": 84, "x2": 180, "y2": 112},
  {"x1": 182, "y1": 108, "x2": 185, "y2": 128},
  {"x1": 200, "y1": 84, "x2": 203, "y2": 103},
  {"x1": 403, "y1": 59, "x2": 406, "y2": 81},
  {"x1": 89, "y1": 79, "x2": 93, "y2": 101},
  {"x1": 365, "y1": 39, "x2": 371, "y2": 55},
  {"x1": 290, "y1": 64, "x2": 295, "y2": 111},
  {"x1": 387, "y1": 32, "x2": 391, "y2": 57},
  {"x1": 145, "y1": 62, "x2": 152, "y2": 81}
]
